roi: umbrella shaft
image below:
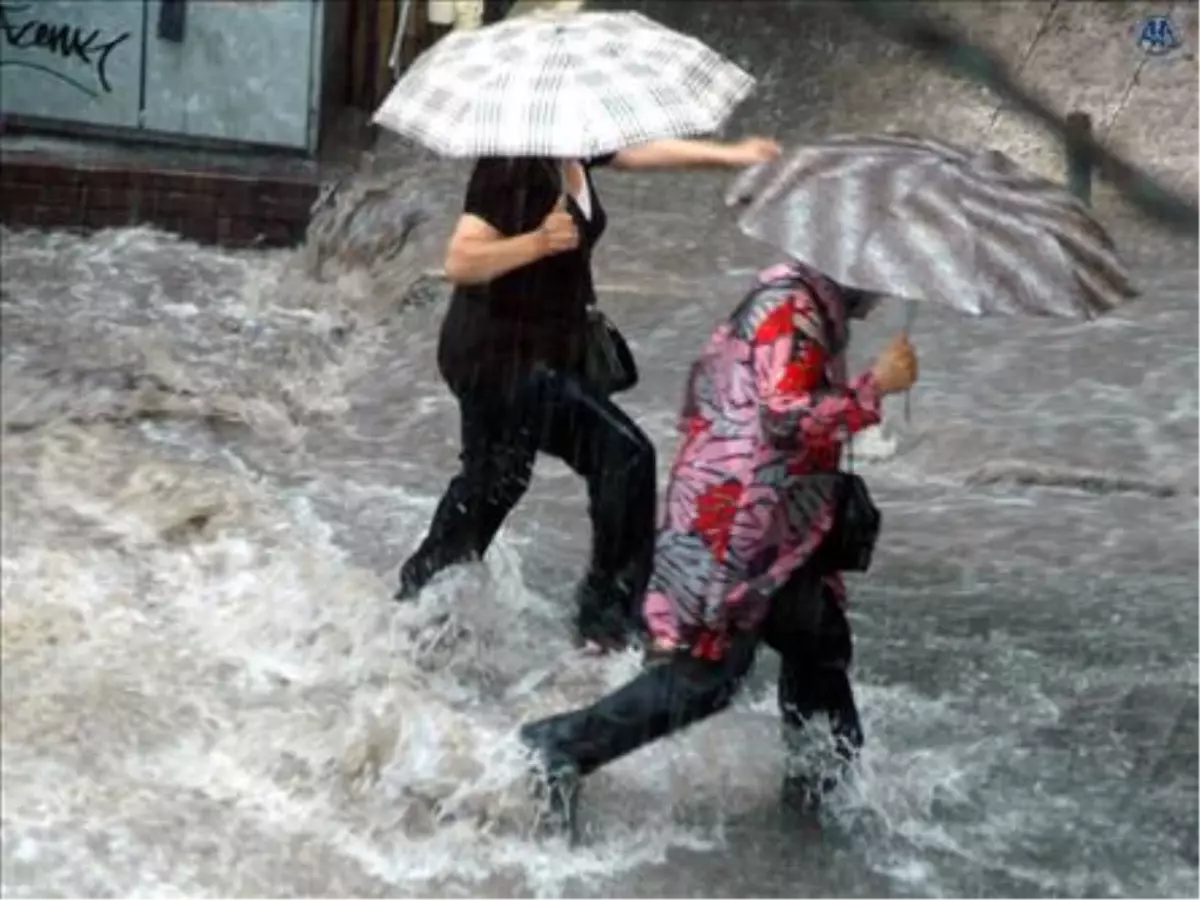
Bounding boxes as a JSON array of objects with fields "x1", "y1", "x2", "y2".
[
  {"x1": 903, "y1": 300, "x2": 920, "y2": 335},
  {"x1": 902, "y1": 300, "x2": 918, "y2": 425}
]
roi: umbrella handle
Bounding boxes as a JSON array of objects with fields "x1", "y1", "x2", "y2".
[{"x1": 902, "y1": 300, "x2": 919, "y2": 425}]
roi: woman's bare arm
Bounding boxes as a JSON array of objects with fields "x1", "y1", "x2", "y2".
[
  {"x1": 443, "y1": 214, "x2": 547, "y2": 285},
  {"x1": 610, "y1": 137, "x2": 780, "y2": 171}
]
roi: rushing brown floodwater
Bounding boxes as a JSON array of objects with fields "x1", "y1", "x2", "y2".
[
  {"x1": 8, "y1": 0, "x2": 1200, "y2": 892},
  {"x1": 1, "y1": 145, "x2": 1198, "y2": 898}
]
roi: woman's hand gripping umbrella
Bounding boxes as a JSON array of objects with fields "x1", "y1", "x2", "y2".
[{"x1": 726, "y1": 133, "x2": 1140, "y2": 421}]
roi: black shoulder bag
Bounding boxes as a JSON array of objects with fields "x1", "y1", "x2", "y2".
[
  {"x1": 583, "y1": 308, "x2": 639, "y2": 395},
  {"x1": 812, "y1": 435, "x2": 882, "y2": 574}
]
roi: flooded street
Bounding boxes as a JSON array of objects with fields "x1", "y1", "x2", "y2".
[
  {"x1": 1, "y1": 146, "x2": 1196, "y2": 898},
  {"x1": 0, "y1": 3, "x2": 1195, "y2": 897}
]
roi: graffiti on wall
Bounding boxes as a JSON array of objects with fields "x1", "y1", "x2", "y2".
[{"x1": 0, "y1": 2, "x2": 132, "y2": 99}]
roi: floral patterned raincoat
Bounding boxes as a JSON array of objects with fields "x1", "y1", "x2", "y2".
[{"x1": 642, "y1": 261, "x2": 883, "y2": 658}]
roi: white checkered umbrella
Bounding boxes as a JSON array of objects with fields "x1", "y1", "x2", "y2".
[
  {"x1": 727, "y1": 133, "x2": 1138, "y2": 319},
  {"x1": 372, "y1": 10, "x2": 756, "y2": 158}
]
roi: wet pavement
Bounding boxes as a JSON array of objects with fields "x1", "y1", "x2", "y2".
[{"x1": 2, "y1": 2, "x2": 1198, "y2": 896}]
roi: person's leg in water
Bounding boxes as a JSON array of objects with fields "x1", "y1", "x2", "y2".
[
  {"x1": 397, "y1": 367, "x2": 656, "y2": 651},
  {"x1": 533, "y1": 369, "x2": 656, "y2": 649},
  {"x1": 761, "y1": 576, "x2": 863, "y2": 812},
  {"x1": 396, "y1": 388, "x2": 538, "y2": 600},
  {"x1": 519, "y1": 632, "x2": 759, "y2": 841},
  {"x1": 520, "y1": 572, "x2": 862, "y2": 841}
]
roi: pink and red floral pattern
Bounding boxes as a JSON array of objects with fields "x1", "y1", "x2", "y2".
[{"x1": 643, "y1": 261, "x2": 883, "y2": 657}]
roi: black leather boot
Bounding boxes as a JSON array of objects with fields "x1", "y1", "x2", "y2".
[{"x1": 573, "y1": 572, "x2": 639, "y2": 651}]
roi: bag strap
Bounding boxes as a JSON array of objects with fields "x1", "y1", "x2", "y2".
[{"x1": 812, "y1": 290, "x2": 855, "y2": 475}]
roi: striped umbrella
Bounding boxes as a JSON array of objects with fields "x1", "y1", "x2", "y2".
[
  {"x1": 372, "y1": 10, "x2": 755, "y2": 158},
  {"x1": 726, "y1": 133, "x2": 1138, "y2": 319}
]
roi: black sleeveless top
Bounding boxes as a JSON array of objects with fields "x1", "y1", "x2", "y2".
[{"x1": 437, "y1": 155, "x2": 613, "y2": 396}]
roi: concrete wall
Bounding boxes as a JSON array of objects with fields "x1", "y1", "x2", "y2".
[
  {"x1": 140, "y1": 0, "x2": 322, "y2": 150},
  {"x1": 0, "y1": 0, "x2": 332, "y2": 152},
  {"x1": 0, "y1": 0, "x2": 146, "y2": 131}
]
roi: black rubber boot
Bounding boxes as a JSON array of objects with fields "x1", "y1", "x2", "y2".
[
  {"x1": 780, "y1": 722, "x2": 858, "y2": 815},
  {"x1": 781, "y1": 772, "x2": 822, "y2": 814},
  {"x1": 394, "y1": 559, "x2": 430, "y2": 602},
  {"x1": 573, "y1": 572, "x2": 638, "y2": 651},
  {"x1": 394, "y1": 544, "x2": 479, "y2": 602},
  {"x1": 520, "y1": 727, "x2": 581, "y2": 845}
]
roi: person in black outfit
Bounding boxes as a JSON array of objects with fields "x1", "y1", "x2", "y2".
[{"x1": 396, "y1": 139, "x2": 781, "y2": 649}]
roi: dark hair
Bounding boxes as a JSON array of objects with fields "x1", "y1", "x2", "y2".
[{"x1": 842, "y1": 286, "x2": 882, "y2": 320}]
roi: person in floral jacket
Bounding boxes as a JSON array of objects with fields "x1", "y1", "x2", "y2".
[{"x1": 520, "y1": 260, "x2": 918, "y2": 837}]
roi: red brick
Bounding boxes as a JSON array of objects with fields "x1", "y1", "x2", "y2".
[
  {"x1": 79, "y1": 184, "x2": 125, "y2": 209},
  {"x1": 25, "y1": 163, "x2": 81, "y2": 188},
  {"x1": 0, "y1": 207, "x2": 38, "y2": 228},
  {"x1": 36, "y1": 204, "x2": 77, "y2": 228},
  {"x1": 215, "y1": 215, "x2": 249, "y2": 245},
  {"x1": 176, "y1": 216, "x2": 217, "y2": 244},
  {"x1": 80, "y1": 206, "x2": 124, "y2": 229},
  {"x1": 155, "y1": 188, "x2": 214, "y2": 217},
  {"x1": 255, "y1": 218, "x2": 303, "y2": 247},
  {"x1": 0, "y1": 160, "x2": 53, "y2": 184},
  {"x1": 122, "y1": 186, "x2": 152, "y2": 220},
  {"x1": 81, "y1": 166, "x2": 135, "y2": 189},
  {"x1": 49, "y1": 183, "x2": 85, "y2": 207},
  {"x1": 218, "y1": 216, "x2": 264, "y2": 246},
  {"x1": 0, "y1": 182, "x2": 43, "y2": 210},
  {"x1": 164, "y1": 170, "x2": 220, "y2": 194},
  {"x1": 0, "y1": 149, "x2": 315, "y2": 248}
]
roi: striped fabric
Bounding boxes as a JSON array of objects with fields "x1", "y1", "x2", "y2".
[
  {"x1": 727, "y1": 133, "x2": 1138, "y2": 319},
  {"x1": 372, "y1": 10, "x2": 755, "y2": 158}
]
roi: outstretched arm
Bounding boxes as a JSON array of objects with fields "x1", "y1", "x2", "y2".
[
  {"x1": 611, "y1": 137, "x2": 780, "y2": 171},
  {"x1": 753, "y1": 287, "x2": 882, "y2": 449}
]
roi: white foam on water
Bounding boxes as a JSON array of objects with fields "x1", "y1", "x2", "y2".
[
  {"x1": 2, "y1": 220, "x2": 1195, "y2": 898},
  {"x1": 0, "y1": 224, "x2": 793, "y2": 895},
  {"x1": 0, "y1": 421, "x2": 746, "y2": 897}
]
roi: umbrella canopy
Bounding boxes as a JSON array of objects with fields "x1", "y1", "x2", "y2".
[
  {"x1": 726, "y1": 133, "x2": 1138, "y2": 319},
  {"x1": 372, "y1": 10, "x2": 755, "y2": 158}
]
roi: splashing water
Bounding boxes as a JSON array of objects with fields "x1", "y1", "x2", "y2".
[
  {"x1": 1, "y1": 179, "x2": 1196, "y2": 900},
  {"x1": 0, "y1": 223, "x2": 785, "y2": 897}
]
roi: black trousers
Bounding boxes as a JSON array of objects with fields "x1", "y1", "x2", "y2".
[
  {"x1": 399, "y1": 366, "x2": 657, "y2": 629},
  {"x1": 520, "y1": 570, "x2": 863, "y2": 778}
]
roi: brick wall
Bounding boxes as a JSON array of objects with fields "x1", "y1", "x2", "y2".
[{"x1": 0, "y1": 153, "x2": 319, "y2": 249}]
